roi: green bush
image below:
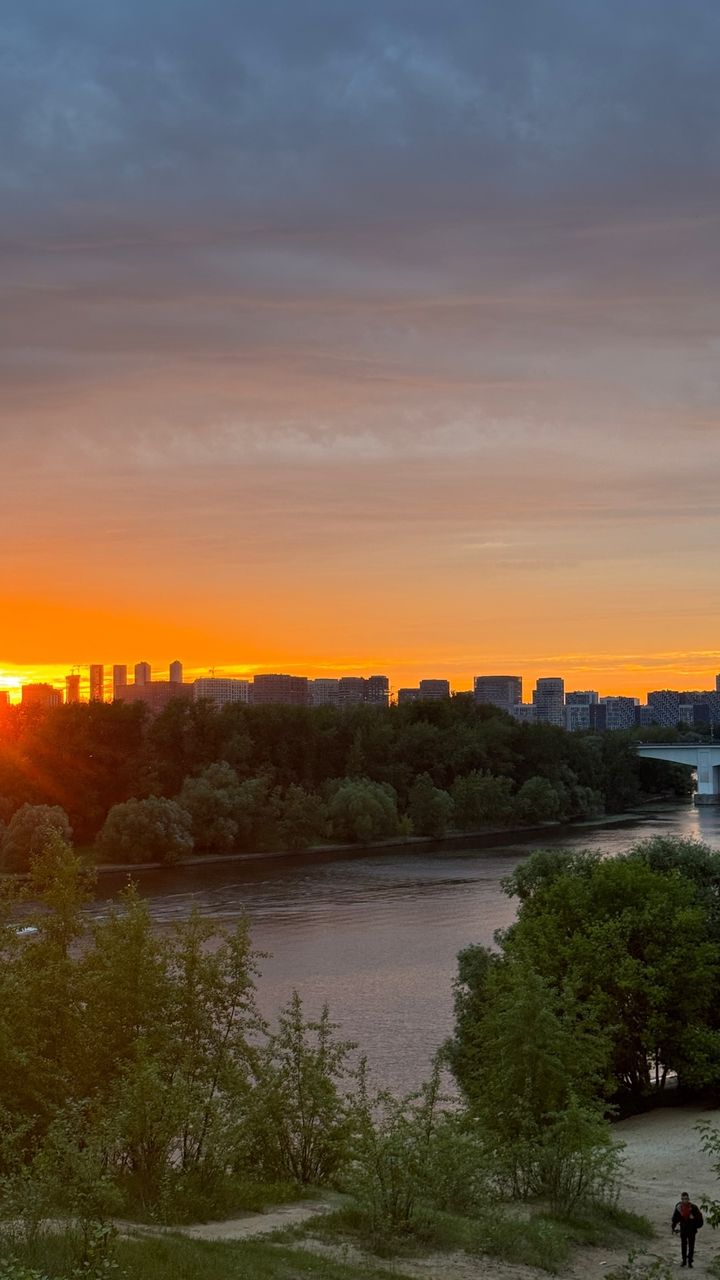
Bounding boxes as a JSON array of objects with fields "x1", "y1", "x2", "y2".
[
  {"x1": 346, "y1": 1065, "x2": 492, "y2": 1239},
  {"x1": 242, "y1": 992, "x2": 358, "y2": 1185},
  {"x1": 95, "y1": 796, "x2": 193, "y2": 864}
]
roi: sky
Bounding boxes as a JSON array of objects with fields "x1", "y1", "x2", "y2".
[{"x1": 3, "y1": 0, "x2": 720, "y2": 700}]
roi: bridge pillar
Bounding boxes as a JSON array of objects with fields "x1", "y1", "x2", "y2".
[{"x1": 694, "y1": 749, "x2": 720, "y2": 804}]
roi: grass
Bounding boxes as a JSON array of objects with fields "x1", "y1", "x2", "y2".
[
  {"x1": 1, "y1": 1229, "x2": 414, "y2": 1280},
  {"x1": 109, "y1": 1172, "x2": 310, "y2": 1225},
  {"x1": 293, "y1": 1198, "x2": 655, "y2": 1274},
  {"x1": 0, "y1": 1193, "x2": 656, "y2": 1279}
]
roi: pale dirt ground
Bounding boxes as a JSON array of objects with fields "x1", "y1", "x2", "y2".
[{"x1": 130, "y1": 1106, "x2": 720, "y2": 1278}]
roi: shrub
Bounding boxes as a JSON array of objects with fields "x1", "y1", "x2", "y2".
[
  {"x1": 176, "y1": 762, "x2": 240, "y2": 853},
  {"x1": 243, "y1": 992, "x2": 358, "y2": 1185},
  {"x1": 348, "y1": 1067, "x2": 491, "y2": 1237},
  {"x1": 327, "y1": 778, "x2": 400, "y2": 843},
  {"x1": 407, "y1": 774, "x2": 453, "y2": 837},
  {"x1": 1, "y1": 805, "x2": 73, "y2": 872},
  {"x1": 95, "y1": 796, "x2": 193, "y2": 864}
]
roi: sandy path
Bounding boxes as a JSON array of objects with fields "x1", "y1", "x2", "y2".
[{"x1": 121, "y1": 1197, "x2": 336, "y2": 1242}]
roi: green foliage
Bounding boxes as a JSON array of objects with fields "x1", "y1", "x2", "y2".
[
  {"x1": 311, "y1": 1198, "x2": 650, "y2": 1272},
  {"x1": 697, "y1": 1121, "x2": 720, "y2": 1228},
  {"x1": 2, "y1": 701, "x2": 147, "y2": 844},
  {"x1": 0, "y1": 1230, "x2": 414, "y2": 1280},
  {"x1": 244, "y1": 992, "x2": 358, "y2": 1185},
  {"x1": 451, "y1": 771, "x2": 515, "y2": 826},
  {"x1": 515, "y1": 776, "x2": 562, "y2": 822},
  {"x1": 500, "y1": 849, "x2": 720, "y2": 1096},
  {"x1": 0, "y1": 805, "x2": 73, "y2": 872},
  {"x1": 605, "y1": 1252, "x2": 675, "y2": 1280},
  {"x1": 176, "y1": 762, "x2": 241, "y2": 853},
  {"x1": 0, "y1": 697, "x2": 682, "y2": 850},
  {"x1": 271, "y1": 784, "x2": 328, "y2": 850},
  {"x1": 327, "y1": 779, "x2": 400, "y2": 843},
  {"x1": 0, "y1": 852, "x2": 268, "y2": 1224},
  {"x1": 231, "y1": 775, "x2": 277, "y2": 850},
  {"x1": 95, "y1": 796, "x2": 194, "y2": 864},
  {"x1": 406, "y1": 773, "x2": 453, "y2": 837},
  {"x1": 536, "y1": 1096, "x2": 624, "y2": 1214},
  {"x1": 110, "y1": 1234, "x2": 412, "y2": 1280},
  {"x1": 446, "y1": 955, "x2": 614, "y2": 1199},
  {"x1": 347, "y1": 1066, "x2": 491, "y2": 1237}
]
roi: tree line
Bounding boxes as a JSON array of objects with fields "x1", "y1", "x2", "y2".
[{"x1": 0, "y1": 696, "x2": 690, "y2": 868}]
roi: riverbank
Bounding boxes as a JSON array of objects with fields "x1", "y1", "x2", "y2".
[{"x1": 89, "y1": 799, "x2": 681, "y2": 877}]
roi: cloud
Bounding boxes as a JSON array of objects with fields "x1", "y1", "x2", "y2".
[{"x1": 2, "y1": 0, "x2": 720, "y2": 682}]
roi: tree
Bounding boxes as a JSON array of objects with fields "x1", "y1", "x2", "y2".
[
  {"x1": 231, "y1": 775, "x2": 278, "y2": 850},
  {"x1": 18, "y1": 700, "x2": 147, "y2": 842},
  {"x1": 95, "y1": 796, "x2": 194, "y2": 865},
  {"x1": 451, "y1": 771, "x2": 515, "y2": 827},
  {"x1": 350, "y1": 1065, "x2": 492, "y2": 1233},
  {"x1": 500, "y1": 849, "x2": 720, "y2": 1096},
  {"x1": 243, "y1": 992, "x2": 357, "y2": 1185},
  {"x1": 327, "y1": 778, "x2": 400, "y2": 843},
  {"x1": 271, "y1": 784, "x2": 328, "y2": 850},
  {"x1": 515, "y1": 776, "x2": 561, "y2": 822},
  {"x1": 177, "y1": 761, "x2": 240, "y2": 853},
  {"x1": 407, "y1": 773, "x2": 453, "y2": 837},
  {"x1": 446, "y1": 954, "x2": 614, "y2": 1199},
  {"x1": 0, "y1": 804, "x2": 73, "y2": 872},
  {"x1": 80, "y1": 899, "x2": 263, "y2": 1203}
]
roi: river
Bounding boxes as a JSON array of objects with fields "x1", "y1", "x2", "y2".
[{"x1": 91, "y1": 801, "x2": 720, "y2": 1093}]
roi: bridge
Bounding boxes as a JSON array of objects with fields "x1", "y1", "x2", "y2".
[{"x1": 636, "y1": 742, "x2": 720, "y2": 804}]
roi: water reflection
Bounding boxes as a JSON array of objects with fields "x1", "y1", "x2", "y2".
[{"x1": 90, "y1": 801, "x2": 719, "y2": 1092}]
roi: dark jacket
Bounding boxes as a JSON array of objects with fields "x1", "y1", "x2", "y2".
[{"x1": 672, "y1": 1203, "x2": 704, "y2": 1232}]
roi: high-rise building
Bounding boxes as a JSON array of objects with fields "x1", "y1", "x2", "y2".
[
  {"x1": 193, "y1": 678, "x2": 250, "y2": 706},
  {"x1": 366, "y1": 675, "x2": 390, "y2": 707},
  {"x1": 532, "y1": 678, "x2": 565, "y2": 728},
  {"x1": 310, "y1": 679, "x2": 341, "y2": 707},
  {"x1": 397, "y1": 688, "x2": 421, "y2": 705},
  {"x1": 565, "y1": 701, "x2": 606, "y2": 731},
  {"x1": 600, "y1": 696, "x2": 638, "y2": 731},
  {"x1": 647, "y1": 690, "x2": 681, "y2": 730},
  {"x1": 0, "y1": 691, "x2": 10, "y2": 707},
  {"x1": 112, "y1": 665, "x2": 128, "y2": 700},
  {"x1": 169, "y1": 660, "x2": 183, "y2": 684},
  {"x1": 565, "y1": 690, "x2": 599, "y2": 706},
  {"x1": 338, "y1": 677, "x2": 366, "y2": 707},
  {"x1": 418, "y1": 679, "x2": 451, "y2": 701},
  {"x1": 565, "y1": 703, "x2": 590, "y2": 732},
  {"x1": 636, "y1": 705, "x2": 655, "y2": 728},
  {"x1": 89, "y1": 664, "x2": 104, "y2": 702},
  {"x1": 134, "y1": 661, "x2": 151, "y2": 686},
  {"x1": 115, "y1": 682, "x2": 193, "y2": 712},
  {"x1": 22, "y1": 683, "x2": 62, "y2": 708},
  {"x1": 474, "y1": 676, "x2": 522, "y2": 715},
  {"x1": 512, "y1": 703, "x2": 537, "y2": 723},
  {"x1": 251, "y1": 674, "x2": 309, "y2": 706},
  {"x1": 65, "y1": 672, "x2": 81, "y2": 704}
]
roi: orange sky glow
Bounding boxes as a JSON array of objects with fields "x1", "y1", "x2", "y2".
[{"x1": 4, "y1": 3, "x2": 720, "y2": 705}]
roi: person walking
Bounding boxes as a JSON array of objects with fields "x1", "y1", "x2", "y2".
[{"x1": 672, "y1": 1192, "x2": 704, "y2": 1267}]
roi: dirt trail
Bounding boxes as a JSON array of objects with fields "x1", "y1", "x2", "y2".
[
  {"x1": 137, "y1": 1107, "x2": 719, "y2": 1278},
  {"x1": 122, "y1": 1197, "x2": 336, "y2": 1242}
]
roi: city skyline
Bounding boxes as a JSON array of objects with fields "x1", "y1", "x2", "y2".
[
  {"x1": 4, "y1": 4, "x2": 720, "y2": 690},
  {"x1": 6, "y1": 653, "x2": 720, "y2": 706}
]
